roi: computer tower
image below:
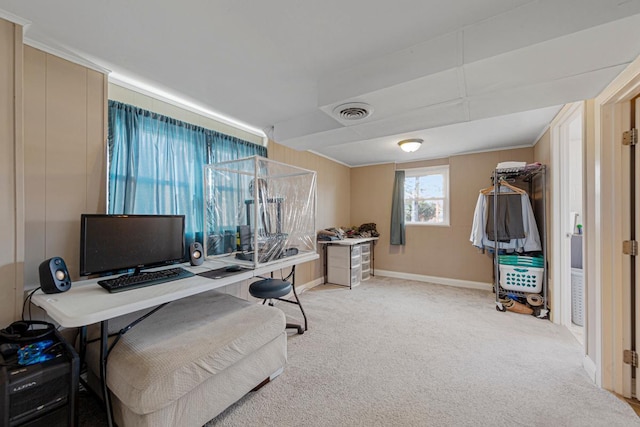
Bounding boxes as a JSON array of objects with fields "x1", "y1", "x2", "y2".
[{"x1": 0, "y1": 329, "x2": 79, "y2": 427}]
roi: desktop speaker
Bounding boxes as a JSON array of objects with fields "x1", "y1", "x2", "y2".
[
  {"x1": 223, "y1": 231, "x2": 236, "y2": 253},
  {"x1": 39, "y1": 257, "x2": 71, "y2": 294},
  {"x1": 189, "y1": 242, "x2": 204, "y2": 266},
  {"x1": 238, "y1": 225, "x2": 252, "y2": 251}
]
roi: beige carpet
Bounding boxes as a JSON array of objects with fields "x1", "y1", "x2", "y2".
[{"x1": 209, "y1": 276, "x2": 640, "y2": 426}]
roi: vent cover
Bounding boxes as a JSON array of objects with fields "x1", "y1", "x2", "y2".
[{"x1": 333, "y1": 102, "x2": 373, "y2": 121}]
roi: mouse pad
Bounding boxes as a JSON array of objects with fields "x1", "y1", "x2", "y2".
[{"x1": 197, "y1": 266, "x2": 248, "y2": 280}]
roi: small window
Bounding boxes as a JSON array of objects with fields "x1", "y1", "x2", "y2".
[{"x1": 404, "y1": 165, "x2": 450, "y2": 226}]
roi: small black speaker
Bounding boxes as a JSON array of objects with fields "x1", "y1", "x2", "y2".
[
  {"x1": 189, "y1": 242, "x2": 204, "y2": 266},
  {"x1": 238, "y1": 225, "x2": 251, "y2": 251},
  {"x1": 223, "y1": 230, "x2": 236, "y2": 253},
  {"x1": 39, "y1": 257, "x2": 71, "y2": 294}
]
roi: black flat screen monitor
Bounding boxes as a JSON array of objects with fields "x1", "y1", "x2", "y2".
[{"x1": 80, "y1": 214, "x2": 186, "y2": 276}]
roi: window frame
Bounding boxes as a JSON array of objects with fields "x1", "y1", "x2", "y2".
[{"x1": 403, "y1": 165, "x2": 450, "y2": 227}]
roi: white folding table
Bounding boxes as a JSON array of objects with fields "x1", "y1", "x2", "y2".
[{"x1": 30, "y1": 252, "x2": 318, "y2": 427}]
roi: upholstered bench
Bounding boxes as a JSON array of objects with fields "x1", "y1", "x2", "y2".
[{"x1": 85, "y1": 290, "x2": 287, "y2": 426}]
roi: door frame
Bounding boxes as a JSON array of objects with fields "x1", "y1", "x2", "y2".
[
  {"x1": 633, "y1": 98, "x2": 640, "y2": 399},
  {"x1": 551, "y1": 102, "x2": 584, "y2": 328},
  {"x1": 593, "y1": 55, "x2": 640, "y2": 393}
]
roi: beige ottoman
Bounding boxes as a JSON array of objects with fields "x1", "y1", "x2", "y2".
[{"x1": 86, "y1": 290, "x2": 287, "y2": 426}]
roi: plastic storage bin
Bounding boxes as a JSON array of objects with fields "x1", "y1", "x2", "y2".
[
  {"x1": 328, "y1": 265, "x2": 361, "y2": 287},
  {"x1": 328, "y1": 246, "x2": 352, "y2": 268},
  {"x1": 499, "y1": 264, "x2": 543, "y2": 293},
  {"x1": 571, "y1": 268, "x2": 584, "y2": 326},
  {"x1": 498, "y1": 255, "x2": 544, "y2": 268},
  {"x1": 351, "y1": 245, "x2": 361, "y2": 257},
  {"x1": 351, "y1": 266, "x2": 361, "y2": 287}
]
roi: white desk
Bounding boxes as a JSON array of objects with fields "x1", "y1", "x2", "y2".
[
  {"x1": 30, "y1": 251, "x2": 318, "y2": 427},
  {"x1": 31, "y1": 251, "x2": 318, "y2": 328}
]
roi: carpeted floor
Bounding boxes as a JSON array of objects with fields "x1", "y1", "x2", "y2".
[
  {"x1": 209, "y1": 277, "x2": 639, "y2": 426},
  {"x1": 79, "y1": 277, "x2": 640, "y2": 426}
]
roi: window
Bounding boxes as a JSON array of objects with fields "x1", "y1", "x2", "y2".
[
  {"x1": 107, "y1": 100, "x2": 267, "y2": 247},
  {"x1": 404, "y1": 165, "x2": 449, "y2": 226}
]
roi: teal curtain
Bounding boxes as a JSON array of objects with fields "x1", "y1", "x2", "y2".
[
  {"x1": 390, "y1": 170, "x2": 406, "y2": 245},
  {"x1": 207, "y1": 132, "x2": 266, "y2": 163},
  {"x1": 108, "y1": 100, "x2": 266, "y2": 249}
]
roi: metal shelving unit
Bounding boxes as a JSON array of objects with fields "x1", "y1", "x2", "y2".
[{"x1": 491, "y1": 164, "x2": 548, "y2": 318}]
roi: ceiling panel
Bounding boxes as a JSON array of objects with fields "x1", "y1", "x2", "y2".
[
  {"x1": 464, "y1": 14, "x2": 640, "y2": 96},
  {"x1": 316, "y1": 106, "x2": 562, "y2": 166},
  {"x1": 463, "y1": 0, "x2": 640, "y2": 63},
  {"x1": 320, "y1": 68, "x2": 462, "y2": 126},
  {"x1": 1, "y1": 1, "x2": 639, "y2": 166},
  {"x1": 317, "y1": 32, "x2": 460, "y2": 107},
  {"x1": 467, "y1": 65, "x2": 628, "y2": 121}
]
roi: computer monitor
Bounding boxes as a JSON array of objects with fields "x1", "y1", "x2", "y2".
[{"x1": 80, "y1": 214, "x2": 186, "y2": 276}]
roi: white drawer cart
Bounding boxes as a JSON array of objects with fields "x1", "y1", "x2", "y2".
[{"x1": 319, "y1": 237, "x2": 378, "y2": 289}]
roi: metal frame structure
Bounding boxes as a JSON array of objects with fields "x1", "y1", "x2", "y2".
[{"x1": 491, "y1": 164, "x2": 548, "y2": 318}]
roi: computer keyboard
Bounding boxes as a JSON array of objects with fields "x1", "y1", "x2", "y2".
[{"x1": 98, "y1": 267, "x2": 195, "y2": 293}]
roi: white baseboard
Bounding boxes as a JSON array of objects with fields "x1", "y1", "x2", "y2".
[
  {"x1": 296, "y1": 277, "x2": 324, "y2": 294},
  {"x1": 583, "y1": 354, "x2": 597, "y2": 384},
  {"x1": 374, "y1": 269, "x2": 493, "y2": 292}
]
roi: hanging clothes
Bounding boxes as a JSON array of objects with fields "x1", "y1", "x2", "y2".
[
  {"x1": 485, "y1": 194, "x2": 525, "y2": 241},
  {"x1": 470, "y1": 187, "x2": 541, "y2": 252}
]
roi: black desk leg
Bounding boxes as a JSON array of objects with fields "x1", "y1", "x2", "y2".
[
  {"x1": 290, "y1": 265, "x2": 308, "y2": 331},
  {"x1": 79, "y1": 326, "x2": 87, "y2": 369},
  {"x1": 372, "y1": 241, "x2": 376, "y2": 277},
  {"x1": 100, "y1": 320, "x2": 114, "y2": 427},
  {"x1": 322, "y1": 244, "x2": 328, "y2": 284}
]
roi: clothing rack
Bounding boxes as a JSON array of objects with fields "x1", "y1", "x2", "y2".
[{"x1": 491, "y1": 164, "x2": 548, "y2": 317}]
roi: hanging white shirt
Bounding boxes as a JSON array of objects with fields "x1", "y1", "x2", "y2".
[{"x1": 470, "y1": 188, "x2": 541, "y2": 252}]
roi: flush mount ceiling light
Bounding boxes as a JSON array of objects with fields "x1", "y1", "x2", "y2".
[{"x1": 398, "y1": 138, "x2": 423, "y2": 153}]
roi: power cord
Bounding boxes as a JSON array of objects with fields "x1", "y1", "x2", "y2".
[{"x1": 22, "y1": 287, "x2": 41, "y2": 322}]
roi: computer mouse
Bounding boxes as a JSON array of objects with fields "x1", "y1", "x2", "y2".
[{"x1": 225, "y1": 265, "x2": 242, "y2": 272}]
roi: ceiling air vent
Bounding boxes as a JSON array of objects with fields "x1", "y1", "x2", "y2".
[{"x1": 333, "y1": 102, "x2": 373, "y2": 121}]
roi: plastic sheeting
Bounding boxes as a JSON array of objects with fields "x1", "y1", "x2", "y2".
[{"x1": 204, "y1": 156, "x2": 317, "y2": 267}]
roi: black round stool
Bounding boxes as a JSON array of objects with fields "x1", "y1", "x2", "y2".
[{"x1": 249, "y1": 278, "x2": 307, "y2": 334}]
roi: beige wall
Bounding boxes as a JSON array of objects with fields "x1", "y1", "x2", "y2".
[
  {"x1": 350, "y1": 147, "x2": 534, "y2": 284},
  {"x1": 268, "y1": 142, "x2": 352, "y2": 286},
  {"x1": 22, "y1": 46, "x2": 107, "y2": 290},
  {"x1": 0, "y1": 19, "x2": 23, "y2": 326},
  {"x1": 0, "y1": 24, "x2": 105, "y2": 324},
  {"x1": 23, "y1": 47, "x2": 107, "y2": 288}
]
